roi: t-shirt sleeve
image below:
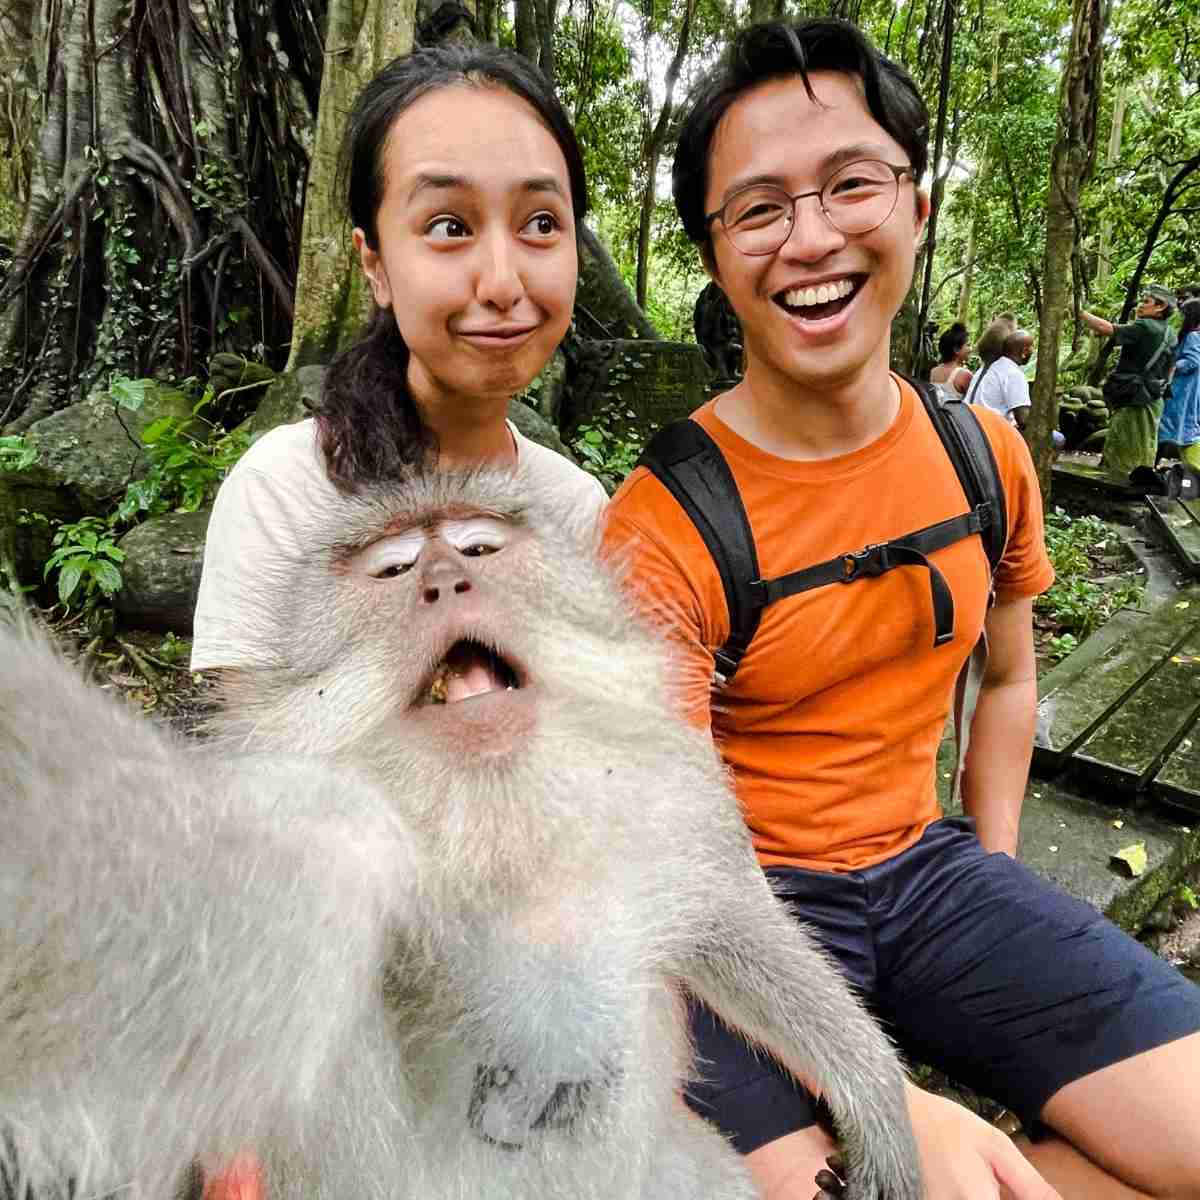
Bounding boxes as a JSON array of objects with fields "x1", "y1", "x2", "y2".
[
  {"x1": 975, "y1": 411, "x2": 1056, "y2": 601},
  {"x1": 190, "y1": 463, "x2": 305, "y2": 671},
  {"x1": 601, "y1": 470, "x2": 719, "y2": 731},
  {"x1": 1112, "y1": 322, "x2": 1138, "y2": 348},
  {"x1": 1003, "y1": 369, "x2": 1032, "y2": 414}
]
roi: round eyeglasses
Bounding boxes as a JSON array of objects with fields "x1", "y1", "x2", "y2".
[{"x1": 705, "y1": 160, "x2": 913, "y2": 256}]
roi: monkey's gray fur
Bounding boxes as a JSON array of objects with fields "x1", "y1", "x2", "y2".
[{"x1": 0, "y1": 466, "x2": 922, "y2": 1200}]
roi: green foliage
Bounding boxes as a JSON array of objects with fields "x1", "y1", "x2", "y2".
[
  {"x1": 570, "y1": 412, "x2": 646, "y2": 495},
  {"x1": 111, "y1": 378, "x2": 251, "y2": 522},
  {"x1": 156, "y1": 631, "x2": 190, "y2": 665},
  {"x1": 1047, "y1": 632, "x2": 1079, "y2": 663},
  {"x1": 0, "y1": 435, "x2": 36, "y2": 471},
  {"x1": 1036, "y1": 509, "x2": 1145, "y2": 641},
  {"x1": 44, "y1": 516, "x2": 125, "y2": 611},
  {"x1": 1177, "y1": 883, "x2": 1199, "y2": 911}
]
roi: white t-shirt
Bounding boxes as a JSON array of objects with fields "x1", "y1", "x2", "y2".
[
  {"x1": 965, "y1": 355, "x2": 1030, "y2": 424},
  {"x1": 191, "y1": 419, "x2": 608, "y2": 670}
]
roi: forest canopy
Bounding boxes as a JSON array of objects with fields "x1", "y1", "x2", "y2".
[{"x1": 0, "y1": 0, "x2": 1196, "y2": 441}]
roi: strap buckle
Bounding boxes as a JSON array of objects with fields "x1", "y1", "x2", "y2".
[{"x1": 840, "y1": 542, "x2": 890, "y2": 582}]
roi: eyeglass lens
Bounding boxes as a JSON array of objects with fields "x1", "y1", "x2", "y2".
[{"x1": 722, "y1": 160, "x2": 902, "y2": 255}]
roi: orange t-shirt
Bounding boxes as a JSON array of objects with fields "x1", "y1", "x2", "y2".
[{"x1": 603, "y1": 377, "x2": 1054, "y2": 873}]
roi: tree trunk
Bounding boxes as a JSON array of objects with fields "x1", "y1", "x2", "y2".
[
  {"x1": 1028, "y1": 0, "x2": 1106, "y2": 497},
  {"x1": 287, "y1": 0, "x2": 417, "y2": 369},
  {"x1": 1087, "y1": 152, "x2": 1200, "y2": 385},
  {"x1": 515, "y1": 0, "x2": 539, "y2": 63},
  {"x1": 911, "y1": 0, "x2": 955, "y2": 366},
  {"x1": 1094, "y1": 86, "x2": 1126, "y2": 287},
  {"x1": 635, "y1": 0, "x2": 696, "y2": 311},
  {"x1": 1, "y1": 0, "x2": 323, "y2": 431}
]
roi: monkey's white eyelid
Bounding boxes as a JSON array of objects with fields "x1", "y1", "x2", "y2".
[
  {"x1": 358, "y1": 531, "x2": 426, "y2": 577},
  {"x1": 440, "y1": 518, "x2": 509, "y2": 554}
]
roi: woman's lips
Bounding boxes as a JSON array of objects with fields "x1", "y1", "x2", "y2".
[{"x1": 457, "y1": 325, "x2": 539, "y2": 349}]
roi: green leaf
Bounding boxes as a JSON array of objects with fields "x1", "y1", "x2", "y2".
[
  {"x1": 110, "y1": 376, "x2": 152, "y2": 411},
  {"x1": 92, "y1": 560, "x2": 123, "y2": 594},
  {"x1": 57, "y1": 560, "x2": 86, "y2": 603},
  {"x1": 584, "y1": 429, "x2": 605, "y2": 445}
]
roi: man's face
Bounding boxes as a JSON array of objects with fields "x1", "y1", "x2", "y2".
[
  {"x1": 1018, "y1": 336, "x2": 1035, "y2": 365},
  {"x1": 703, "y1": 72, "x2": 929, "y2": 395},
  {"x1": 1136, "y1": 294, "x2": 1169, "y2": 320}
]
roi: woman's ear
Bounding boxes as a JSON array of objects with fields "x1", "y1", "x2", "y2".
[
  {"x1": 353, "y1": 228, "x2": 393, "y2": 309},
  {"x1": 913, "y1": 186, "x2": 931, "y2": 238}
]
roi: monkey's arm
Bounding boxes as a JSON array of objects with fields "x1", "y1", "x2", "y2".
[
  {"x1": 673, "y1": 823, "x2": 923, "y2": 1200},
  {"x1": 0, "y1": 621, "x2": 417, "y2": 1198}
]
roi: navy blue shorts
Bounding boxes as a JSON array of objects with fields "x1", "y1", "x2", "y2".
[{"x1": 685, "y1": 816, "x2": 1200, "y2": 1153}]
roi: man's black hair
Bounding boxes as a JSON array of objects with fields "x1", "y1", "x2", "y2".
[{"x1": 672, "y1": 19, "x2": 929, "y2": 248}]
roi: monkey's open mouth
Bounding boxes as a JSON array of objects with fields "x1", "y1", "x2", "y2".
[{"x1": 423, "y1": 639, "x2": 520, "y2": 706}]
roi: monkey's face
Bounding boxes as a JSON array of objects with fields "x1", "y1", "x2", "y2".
[{"x1": 336, "y1": 503, "x2": 538, "y2": 758}]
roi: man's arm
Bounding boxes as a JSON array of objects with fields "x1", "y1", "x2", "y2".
[
  {"x1": 1079, "y1": 310, "x2": 1115, "y2": 337},
  {"x1": 960, "y1": 594, "x2": 1039, "y2": 856},
  {"x1": 1011, "y1": 404, "x2": 1030, "y2": 431}
]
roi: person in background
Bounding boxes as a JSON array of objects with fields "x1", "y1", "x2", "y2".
[
  {"x1": 1159, "y1": 298, "x2": 1200, "y2": 467},
  {"x1": 964, "y1": 327, "x2": 1034, "y2": 428},
  {"x1": 929, "y1": 321, "x2": 973, "y2": 399},
  {"x1": 1081, "y1": 285, "x2": 1178, "y2": 482}
]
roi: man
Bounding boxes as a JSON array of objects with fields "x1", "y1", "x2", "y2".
[
  {"x1": 603, "y1": 19, "x2": 1200, "y2": 1200},
  {"x1": 965, "y1": 327, "x2": 1035, "y2": 430},
  {"x1": 1081, "y1": 286, "x2": 1178, "y2": 482}
]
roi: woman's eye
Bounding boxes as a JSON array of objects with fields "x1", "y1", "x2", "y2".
[
  {"x1": 522, "y1": 211, "x2": 560, "y2": 238},
  {"x1": 426, "y1": 216, "x2": 471, "y2": 241}
]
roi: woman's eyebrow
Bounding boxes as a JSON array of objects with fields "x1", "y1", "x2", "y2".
[{"x1": 405, "y1": 172, "x2": 568, "y2": 204}]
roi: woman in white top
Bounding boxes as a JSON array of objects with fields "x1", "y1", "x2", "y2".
[
  {"x1": 192, "y1": 45, "x2": 608, "y2": 672},
  {"x1": 928, "y1": 321, "x2": 973, "y2": 399}
]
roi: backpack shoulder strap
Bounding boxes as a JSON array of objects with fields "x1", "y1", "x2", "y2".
[
  {"x1": 907, "y1": 374, "x2": 1008, "y2": 578},
  {"x1": 637, "y1": 420, "x2": 764, "y2": 685}
]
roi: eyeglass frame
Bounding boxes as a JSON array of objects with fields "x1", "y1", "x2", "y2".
[{"x1": 703, "y1": 160, "x2": 915, "y2": 256}]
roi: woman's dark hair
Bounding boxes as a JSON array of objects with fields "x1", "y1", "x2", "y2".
[
  {"x1": 315, "y1": 44, "x2": 589, "y2": 492},
  {"x1": 1180, "y1": 299, "x2": 1200, "y2": 339},
  {"x1": 672, "y1": 19, "x2": 929, "y2": 251},
  {"x1": 937, "y1": 322, "x2": 969, "y2": 363}
]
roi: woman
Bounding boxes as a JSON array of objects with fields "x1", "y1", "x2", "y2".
[
  {"x1": 191, "y1": 45, "x2": 607, "y2": 675},
  {"x1": 1159, "y1": 298, "x2": 1200, "y2": 467},
  {"x1": 928, "y1": 321, "x2": 973, "y2": 399}
]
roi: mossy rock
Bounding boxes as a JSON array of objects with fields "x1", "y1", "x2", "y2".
[{"x1": 1080, "y1": 428, "x2": 1109, "y2": 451}]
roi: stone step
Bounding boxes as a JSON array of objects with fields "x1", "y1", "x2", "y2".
[
  {"x1": 1072, "y1": 627, "x2": 1200, "y2": 791},
  {"x1": 1034, "y1": 603, "x2": 1200, "y2": 768},
  {"x1": 1147, "y1": 494, "x2": 1200, "y2": 577}
]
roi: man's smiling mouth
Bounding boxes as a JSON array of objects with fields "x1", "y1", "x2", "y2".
[{"x1": 773, "y1": 274, "x2": 865, "y2": 321}]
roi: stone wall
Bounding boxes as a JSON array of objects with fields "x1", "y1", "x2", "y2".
[{"x1": 559, "y1": 340, "x2": 715, "y2": 441}]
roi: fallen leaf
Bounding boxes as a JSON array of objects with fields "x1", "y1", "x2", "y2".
[
  {"x1": 1111, "y1": 842, "x2": 1148, "y2": 877},
  {"x1": 1048, "y1": 845, "x2": 1059, "y2": 853},
  {"x1": 1176, "y1": 601, "x2": 1191, "y2": 610},
  {"x1": 1112, "y1": 819, "x2": 1125, "y2": 829}
]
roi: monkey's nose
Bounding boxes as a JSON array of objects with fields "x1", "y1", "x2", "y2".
[{"x1": 421, "y1": 578, "x2": 472, "y2": 605}]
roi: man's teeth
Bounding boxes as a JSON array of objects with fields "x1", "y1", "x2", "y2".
[{"x1": 783, "y1": 278, "x2": 855, "y2": 308}]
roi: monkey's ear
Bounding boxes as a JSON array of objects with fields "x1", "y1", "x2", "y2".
[{"x1": 353, "y1": 228, "x2": 393, "y2": 310}]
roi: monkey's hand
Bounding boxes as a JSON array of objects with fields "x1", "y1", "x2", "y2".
[{"x1": 468, "y1": 1063, "x2": 614, "y2": 1148}]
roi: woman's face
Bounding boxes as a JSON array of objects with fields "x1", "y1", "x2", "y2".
[{"x1": 354, "y1": 84, "x2": 578, "y2": 417}]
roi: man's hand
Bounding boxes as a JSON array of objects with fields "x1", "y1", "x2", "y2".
[{"x1": 906, "y1": 1085, "x2": 1062, "y2": 1200}]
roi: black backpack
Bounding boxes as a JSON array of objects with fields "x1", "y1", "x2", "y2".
[{"x1": 636, "y1": 377, "x2": 1008, "y2": 796}]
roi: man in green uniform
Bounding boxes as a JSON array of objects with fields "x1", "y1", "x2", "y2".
[{"x1": 1081, "y1": 285, "x2": 1178, "y2": 480}]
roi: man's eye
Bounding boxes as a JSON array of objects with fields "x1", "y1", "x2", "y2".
[
  {"x1": 522, "y1": 211, "x2": 560, "y2": 237},
  {"x1": 427, "y1": 216, "x2": 471, "y2": 240}
]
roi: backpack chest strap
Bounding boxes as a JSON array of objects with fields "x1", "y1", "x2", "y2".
[{"x1": 749, "y1": 505, "x2": 991, "y2": 647}]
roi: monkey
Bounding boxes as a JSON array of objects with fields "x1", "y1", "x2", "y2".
[{"x1": 0, "y1": 465, "x2": 923, "y2": 1200}]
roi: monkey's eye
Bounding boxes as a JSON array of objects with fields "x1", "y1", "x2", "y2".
[
  {"x1": 441, "y1": 517, "x2": 510, "y2": 558},
  {"x1": 359, "y1": 531, "x2": 425, "y2": 579}
]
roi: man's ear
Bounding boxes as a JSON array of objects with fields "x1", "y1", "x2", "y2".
[
  {"x1": 353, "y1": 228, "x2": 393, "y2": 309},
  {"x1": 913, "y1": 186, "x2": 931, "y2": 238},
  {"x1": 700, "y1": 239, "x2": 719, "y2": 283}
]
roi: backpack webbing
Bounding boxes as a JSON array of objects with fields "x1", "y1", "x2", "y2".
[{"x1": 636, "y1": 376, "x2": 1008, "y2": 687}]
